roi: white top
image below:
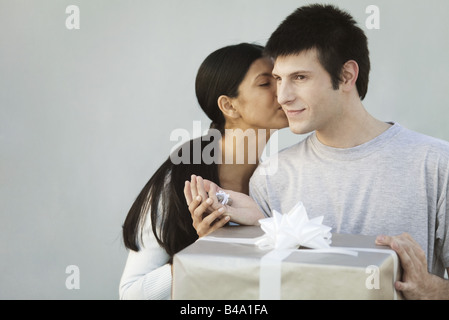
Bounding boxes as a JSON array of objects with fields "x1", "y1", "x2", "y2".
[{"x1": 119, "y1": 213, "x2": 172, "y2": 300}]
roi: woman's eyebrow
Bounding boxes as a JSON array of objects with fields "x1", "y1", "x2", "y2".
[{"x1": 255, "y1": 72, "x2": 273, "y2": 79}]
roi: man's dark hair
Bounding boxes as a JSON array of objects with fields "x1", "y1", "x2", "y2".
[{"x1": 265, "y1": 4, "x2": 370, "y2": 100}]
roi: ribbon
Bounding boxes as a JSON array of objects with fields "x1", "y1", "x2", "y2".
[
  {"x1": 259, "y1": 249, "x2": 292, "y2": 299},
  {"x1": 216, "y1": 190, "x2": 231, "y2": 205},
  {"x1": 256, "y1": 201, "x2": 332, "y2": 250}
]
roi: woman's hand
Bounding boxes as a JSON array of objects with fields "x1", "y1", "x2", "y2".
[
  {"x1": 186, "y1": 195, "x2": 230, "y2": 237},
  {"x1": 184, "y1": 175, "x2": 265, "y2": 234},
  {"x1": 184, "y1": 175, "x2": 229, "y2": 237},
  {"x1": 184, "y1": 175, "x2": 223, "y2": 215}
]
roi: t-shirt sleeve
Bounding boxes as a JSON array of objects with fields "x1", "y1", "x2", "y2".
[
  {"x1": 436, "y1": 164, "x2": 449, "y2": 269},
  {"x1": 249, "y1": 163, "x2": 273, "y2": 218}
]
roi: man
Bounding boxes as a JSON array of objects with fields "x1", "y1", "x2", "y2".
[
  {"x1": 252, "y1": 4, "x2": 449, "y2": 299},
  {"x1": 186, "y1": 4, "x2": 449, "y2": 299}
]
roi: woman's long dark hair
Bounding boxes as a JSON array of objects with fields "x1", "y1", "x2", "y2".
[{"x1": 122, "y1": 43, "x2": 264, "y2": 260}]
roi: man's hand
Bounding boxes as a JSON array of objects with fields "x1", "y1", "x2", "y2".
[{"x1": 376, "y1": 232, "x2": 449, "y2": 299}]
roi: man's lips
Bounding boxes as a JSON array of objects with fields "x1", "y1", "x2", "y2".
[{"x1": 284, "y1": 108, "x2": 306, "y2": 116}]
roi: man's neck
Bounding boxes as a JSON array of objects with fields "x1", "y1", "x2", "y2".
[{"x1": 316, "y1": 101, "x2": 391, "y2": 148}]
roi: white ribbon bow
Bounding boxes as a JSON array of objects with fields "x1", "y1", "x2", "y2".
[
  {"x1": 256, "y1": 201, "x2": 332, "y2": 250},
  {"x1": 216, "y1": 190, "x2": 231, "y2": 205}
]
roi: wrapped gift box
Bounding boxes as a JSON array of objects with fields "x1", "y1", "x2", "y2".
[{"x1": 172, "y1": 225, "x2": 403, "y2": 300}]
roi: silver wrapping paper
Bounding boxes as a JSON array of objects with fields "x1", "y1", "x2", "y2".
[{"x1": 173, "y1": 225, "x2": 402, "y2": 300}]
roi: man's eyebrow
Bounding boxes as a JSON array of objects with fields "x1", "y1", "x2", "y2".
[{"x1": 272, "y1": 70, "x2": 312, "y2": 78}]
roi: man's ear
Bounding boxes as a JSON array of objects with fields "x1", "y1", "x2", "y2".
[
  {"x1": 217, "y1": 95, "x2": 240, "y2": 119},
  {"x1": 340, "y1": 60, "x2": 359, "y2": 92}
]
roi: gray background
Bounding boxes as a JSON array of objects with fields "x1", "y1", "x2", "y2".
[{"x1": 1, "y1": 0, "x2": 448, "y2": 299}]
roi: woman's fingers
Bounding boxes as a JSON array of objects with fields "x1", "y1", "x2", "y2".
[
  {"x1": 186, "y1": 176, "x2": 229, "y2": 222},
  {"x1": 189, "y1": 196, "x2": 203, "y2": 219},
  {"x1": 184, "y1": 181, "x2": 193, "y2": 205},
  {"x1": 188, "y1": 194, "x2": 229, "y2": 237},
  {"x1": 201, "y1": 207, "x2": 226, "y2": 226},
  {"x1": 196, "y1": 208, "x2": 230, "y2": 238},
  {"x1": 192, "y1": 198, "x2": 213, "y2": 221},
  {"x1": 190, "y1": 174, "x2": 199, "y2": 201},
  {"x1": 196, "y1": 176, "x2": 209, "y2": 204}
]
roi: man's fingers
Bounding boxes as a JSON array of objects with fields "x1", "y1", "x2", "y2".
[
  {"x1": 208, "y1": 184, "x2": 222, "y2": 209},
  {"x1": 394, "y1": 279, "x2": 415, "y2": 293},
  {"x1": 203, "y1": 179, "x2": 212, "y2": 192},
  {"x1": 376, "y1": 233, "x2": 427, "y2": 277},
  {"x1": 375, "y1": 234, "x2": 393, "y2": 246}
]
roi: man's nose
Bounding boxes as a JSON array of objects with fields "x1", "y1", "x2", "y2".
[{"x1": 277, "y1": 81, "x2": 295, "y2": 106}]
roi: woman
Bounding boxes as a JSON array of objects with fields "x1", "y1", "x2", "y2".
[{"x1": 119, "y1": 43, "x2": 288, "y2": 300}]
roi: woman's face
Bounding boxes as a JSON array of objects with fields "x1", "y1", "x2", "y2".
[{"x1": 230, "y1": 57, "x2": 288, "y2": 131}]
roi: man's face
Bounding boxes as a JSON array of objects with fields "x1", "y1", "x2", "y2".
[{"x1": 272, "y1": 48, "x2": 342, "y2": 135}]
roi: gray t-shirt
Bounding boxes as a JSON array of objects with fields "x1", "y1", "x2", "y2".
[{"x1": 250, "y1": 122, "x2": 449, "y2": 277}]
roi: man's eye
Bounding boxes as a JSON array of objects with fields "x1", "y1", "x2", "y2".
[
  {"x1": 259, "y1": 83, "x2": 270, "y2": 87},
  {"x1": 295, "y1": 75, "x2": 306, "y2": 80}
]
